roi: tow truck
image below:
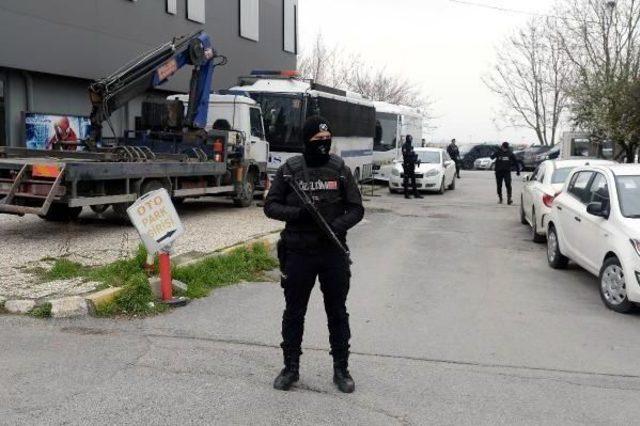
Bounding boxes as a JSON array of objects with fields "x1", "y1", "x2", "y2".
[{"x1": 0, "y1": 31, "x2": 268, "y2": 221}]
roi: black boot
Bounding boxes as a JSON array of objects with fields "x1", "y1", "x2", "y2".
[
  {"x1": 413, "y1": 192, "x2": 424, "y2": 199},
  {"x1": 404, "y1": 193, "x2": 411, "y2": 199},
  {"x1": 333, "y1": 359, "x2": 355, "y2": 393},
  {"x1": 507, "y1": 198, "x2": 513, "y2": 205},
  {"x1": 498, "y1": 196, "x2": 503, "y2": 204},
  {"x1": 274, "y1": 354, "x2": 300, "y2": 391}
]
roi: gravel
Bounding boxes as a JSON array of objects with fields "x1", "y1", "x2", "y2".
[{"x1": 0, "y1": 199, "x2": 282, "y2": 300}]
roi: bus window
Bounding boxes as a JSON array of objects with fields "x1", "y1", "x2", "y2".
[
  {"x1": 375, "y1": 112, "x2": 398, "y2": 152},
  {"x1": 249, "y1": 94, "x2": 304, "y2": 151},
  {"x1": 315, "y1": 96, "x2": 376, "y2": 138}
]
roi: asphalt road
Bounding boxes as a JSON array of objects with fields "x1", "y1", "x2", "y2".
[{"x1": 3, "y1": 171, "x2": 640, "y2": 425}]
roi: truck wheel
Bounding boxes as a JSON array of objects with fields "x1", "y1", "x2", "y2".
[
  {"x1": 40, "y1": 204, "x2": 82, "y2": 222},
  {"x1": 90, "y1": 204, "x2": 110, "y2": 215},
  {"x1": 114, "y1": 179, "x2": 166, "y2": 221},
  {"x1": 233, "y1": 172, "x2": 255, "y2": 207}
]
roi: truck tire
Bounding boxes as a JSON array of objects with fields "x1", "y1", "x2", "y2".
[
  {"x1": 114, "y1": 179, "x2": 166, "y2": 221},
  {"x1": 233, "y1": 171, "x2": 255, "y2": 207},
  {"x1": 40, "y1": 204, "x2": 82, "y2": 222},
  {"x1": 90, "y1": 204, "x2": 110, "y2": 214}
]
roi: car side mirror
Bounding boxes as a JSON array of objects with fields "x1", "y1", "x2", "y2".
[
  {"x1": 587, "y1": 202, "x2": 609, "y2": 218},
  {"x1": 444, "y1": 160, "x2": 453, "y2": 167}
]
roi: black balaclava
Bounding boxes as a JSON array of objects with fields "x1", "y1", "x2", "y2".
[
  {"x1": 501, "y1": 142, "x2": 510, "y2": 151},
  {"x1": 302, "y1": 115, "x2": 332, "y2": 167}
]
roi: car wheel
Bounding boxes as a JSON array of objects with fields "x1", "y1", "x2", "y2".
[
  {"x1": 599, "y1": 257, "x2": 634, "y2": 313},
  {"x1": 388, "y1": 186, "x2": 397, "y2": 194},
  {"x1": 531, "y1": 210, "x2": 546, "y2": 243},
  {"x1": 448, "y1": 176, "x2": 456, "y2": 190},
  {"x1": 547, "y1": 225, "x2": 568, "y2": 269},
  {"x1": 490, "y1": 163, "x2": 495, "y2": 171},
  {"x1": 438, "y1": 178, "x2": 445, "y2": 194},
  {"x1": 520, "y1": 197, "x2": 528, "y2": 225}
]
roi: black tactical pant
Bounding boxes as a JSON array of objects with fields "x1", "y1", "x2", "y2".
[
  {"x1": 495, "y1": 170, "x2": 512, "y2": 200},
  {"x1": 280, "y1": 248, "x2": 351, "y2": 359},
  {"x1": 454, "y1": 160, "x2": 461, "y2": 178},
  {"x1": 403, "y1": 164, "x2": 419, "y2": 195}
]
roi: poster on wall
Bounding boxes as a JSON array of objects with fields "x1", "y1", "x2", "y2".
[{"x1": 24, "y1": 112, "x2": 91, "y2": 151}]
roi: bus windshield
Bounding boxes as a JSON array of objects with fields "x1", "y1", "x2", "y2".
[{"x1": 249, "y1": 94, "x2": 304, "y2": 151}]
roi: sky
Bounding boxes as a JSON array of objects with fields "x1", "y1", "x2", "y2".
[{"x1": 298, "y1": 0, "x2": 557, "y2": 145}]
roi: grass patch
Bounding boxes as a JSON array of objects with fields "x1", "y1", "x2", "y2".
[
  {"x1": 28, "y1": 243, "x2": 277, "y2": 317},
  {"x1": 174, "y1": 243, "x2": 278, "y2": 299},
  {"x1": 30, "y1": 303, "x2": 52, "y2": 318}
]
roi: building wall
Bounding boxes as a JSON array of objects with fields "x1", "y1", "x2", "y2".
[{"x1": 0, "y1": 0, "x2": 297, "y2": 147}]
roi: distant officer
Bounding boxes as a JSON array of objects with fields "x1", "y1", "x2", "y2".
[
  {"x1": 264, "y1": 115, "x2": 364, "y2": 393},
  {"x1": 401, "y1": 135, "x2": 423, "y2": 199},
  {"x1": 447, "y1": 138, "x2": 461, "y2": 179},
  {"x1": 490, "y1": 142, "x2": 521, "y2": 204}
]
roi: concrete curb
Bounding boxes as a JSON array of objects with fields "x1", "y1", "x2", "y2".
[
  {"x1": 49, "y1": 297, "x2": 88, "y2": 318},
  {"x1": 4, "y1": 299, "x2": 36, "y2": 314}
]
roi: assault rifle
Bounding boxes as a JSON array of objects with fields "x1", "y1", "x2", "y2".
[{"x1": 284, "y1": 175, "x2": 352, "y2": 265}]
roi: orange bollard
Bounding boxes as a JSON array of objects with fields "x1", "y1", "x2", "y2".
[{"x1": 158, "y1": 251, "x2": 172, "y2": 301}]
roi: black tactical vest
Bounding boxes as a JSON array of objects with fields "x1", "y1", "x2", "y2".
[{"x1": 282, "y1": 154, "x2": 348, "y2": 240}]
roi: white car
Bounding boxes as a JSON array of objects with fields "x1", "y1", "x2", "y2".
[
  {"x1": 474, "y1": 157, "x2": 495, "y2": 170},
  {"x1": 389, "y1": 147, "x2": 457, "y2": 194},
  {"x1": 520, "y1": 159, "x2": 615, "y2": 242},
  {"x1": 546, "y1": 164, "x2": 640, "y2": 313}
]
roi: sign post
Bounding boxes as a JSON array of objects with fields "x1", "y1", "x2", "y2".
[{"x1": 127, "y1": 188, "x2": 188, "y2": 306}]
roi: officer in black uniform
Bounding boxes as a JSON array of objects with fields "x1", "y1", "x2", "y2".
[
  {"x1": 490, "y1": 142, "x2": 521, "y2": 204},
  {"x1": 447, "y1": 138, "x2": 461, "y2": 179},
  {"x1": 264, "y1": 116, "x2": 364, "y2": 393},
  {"x1": 401, "y1": 135, "x2": 423, "y2": 199}
]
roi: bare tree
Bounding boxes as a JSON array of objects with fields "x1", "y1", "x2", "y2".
[
  {"x1": 297, "y1": 33, "x2": 431, "y2": 114},
  {"x1": 556, "y1": 0, "x2": 640, "y2": 161},
  {"x1": 484, "y1": 18, "x2": 570, "y2": 146}
]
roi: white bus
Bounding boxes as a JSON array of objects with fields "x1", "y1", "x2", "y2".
[
  {"x1": 230, "y1": 74, "x2": 376, "y2": 181},
  {"x1": 373, "y1": 101, "x2": 423, "y2": 182}
]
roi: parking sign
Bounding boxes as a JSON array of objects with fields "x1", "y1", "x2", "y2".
[{"x1": 127, "y1": 188, "x2": 184, "y2": 254}]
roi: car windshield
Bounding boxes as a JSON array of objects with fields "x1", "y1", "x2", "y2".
[
  {"x1": 417, "y1": 151, "x2": 441, "y2": 164},
  {"x1": 615, "y1": 176, "x2": 640, "y2": 218},
  {"x1": 551, "y1": 167, "x2": 574, "y2": 184}
]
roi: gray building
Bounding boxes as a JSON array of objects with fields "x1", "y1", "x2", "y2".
[{"x1": 0, "y1": 0, "x2": 298, "y2": 147}]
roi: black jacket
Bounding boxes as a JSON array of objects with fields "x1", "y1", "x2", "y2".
[
  {"x1": 402, "y1": 142, "x2": 418, "y2": 166},
  {"x1": 490, "y1": 148, "x2": 520, "y2": 173},
  {"x1": 447, "y1": 144, "x2": 460, "y2": 161},
  {"x1": 264, "y1": 155, "x2": 364, "y2": 250}
]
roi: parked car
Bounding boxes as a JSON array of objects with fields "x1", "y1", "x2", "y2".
[
  {"x1": 546, "y1": 164, "x2": 640, "y2": 313},
  {"x1": 522, "y1": 145, "x2": 552, "y2": 170},
  {"x1": 461, "y1": 144, "x2": 500, "y2": 170},
  {"x1": 389, "y1": 147, "x2": 457, "y2": 194},
  {"x1": 520, "y1": 159, "x2": 615, "y2": 242},
  {"x1": 474, "y1": 157, "x2": 495, "y2": 170}
]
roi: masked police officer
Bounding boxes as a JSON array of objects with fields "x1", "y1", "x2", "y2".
[
  {"x1": 264, "y1": 116, "x2": 364, "y2": 393},
  {"x1": 490, "y1": 142, "x2": 521, "y2": 204},
  {"x1": 447, "y1": 138, "x2": 461, "y2": 179},
  {"x1": 401, "y1": 135, "x2": 423, "y2": 199}
]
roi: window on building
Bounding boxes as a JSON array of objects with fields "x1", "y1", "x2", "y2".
[
  {"x1": 240, "y1": 0, "x2": 260, "y2": 41},
  {"x1": 167, "y1": 0, "x2": 177, "y2": 15},
  {"x1": 0, "y1": 80, "x2": 5, "y2": 146},
  {"x1": 283, "y1": 0, "x2": 298, "y2": 53},
  {"x1": 187, "y1": 0, "x2": 205, "y2": 23}
]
